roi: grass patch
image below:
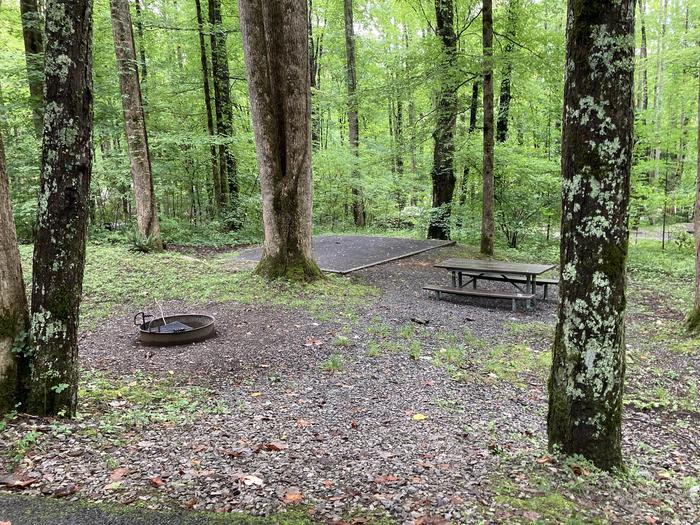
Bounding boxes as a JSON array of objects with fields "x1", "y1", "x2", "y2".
[
  {"x1": 321, "y1": 353, "x2": 345, "y2": 372},
  {"x1": 18, "y1": 245, "x2": 378, "y2": 327},
  {"x1": 485, "y1": 344, "x2": 550, "y2": 385}
]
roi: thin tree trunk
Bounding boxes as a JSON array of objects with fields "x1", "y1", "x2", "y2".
[
  {"x1": 134, "y1": 0, "x2": 147, "y2": 86},
  {"x1": 480, "y1": 0, "x2": 495, "y2": 255},
  {"x1": 548, "y1": 0, "x2": 635, "y2": 470},
  {"x1": 238, "y1": 0, "x2": 322, "y2": 281},
  {"x1": 652, "y1": 0, "x2": 668, "y2": 182},
  {"x1": 26, "y1": 0, "x2": 94, "y2": 416},
  {"x1": 208, "y1": 0, "x2": 238, "y2": 214},
  {"x1": 0, "y1": 132, "x2": 29, "y2": 413},
  {"x1": 638, "y1": 0, "x2": 648, "y2": 113},
  {"x1": 110, "y1": 0, "x2": 162, "y2": 249},
  {"x1": 427, "y1": 0, "x2": 458, "y2": 240},
  {"x1": 309, "y1": 0, "x2": 324, "y2": 150},
  {"x1": 194, "y1": 0, "x2": 220, "y2": 211},
  {"x1": 688, "y1": 66, "x2": 700, "y2": 332},
  {"x1": 19, "y1": 0, "x2": 45, "y2": 138},
  {"x1": 496, "y1": 0, "x2": 517, "y2": 143},
  {"x1": 344, "y1": 0, "x2": 364, "y2": 227},
  {"x1": 469, "y1": 81, "x2": 479, "y2": 133}
]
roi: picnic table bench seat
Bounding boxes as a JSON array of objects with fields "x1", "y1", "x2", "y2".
[
  {"x1": 423, "y1": 284, "x2": 535, "y2": 312},
  {"x1": 457, "y1": 271, "x2": 559, "y2": 299}
]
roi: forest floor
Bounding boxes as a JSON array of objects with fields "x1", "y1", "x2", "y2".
[{"x1": 1, "y1": 240, "x2": 698, "y2": 525}]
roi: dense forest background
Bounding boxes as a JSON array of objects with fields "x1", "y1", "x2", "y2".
[{"x1": 0, "y1": 0, "x2": 698, "y2": 247}]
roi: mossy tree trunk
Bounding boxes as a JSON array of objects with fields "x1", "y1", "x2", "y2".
[
  {"x1": 688, "y1": 66, "x2": 700, "y2": 333},
  {"x1": 19, "y1": 0, "x2": 44, "y2": 139},
  {"x1": 238, "y1": 0, "x2": 322, "y2": 282},
  {"x1": 343, "y1": 0, "x2": 365, "y2": 228},
  {"x1": 25, "y1": 0, "x2": 94, "y2": 417},
  {"x1": 547, "y1": 0, "x2": 635, "y2": 471},
  {"x1": 208, "y1": 0, "x2": 238, "y2": 214},
  {"x1": 110, "y1": 0, "x2": 162, "y2": 249},
  {"x1": 0, "y1": 132, "x2": 29, "y2": 414},
  {"x1": 427, "y1": 0, "x2": 458, "y2": 241},
  {"x1": 480, "y1": 0, "x2": 495, "y2": 255}
]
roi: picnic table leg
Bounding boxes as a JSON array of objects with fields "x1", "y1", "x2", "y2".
[
  {"x1": 526, "y1": 275, "x2": 532, "y2": 310},
  {"x1": 532, "y1": 276, "x2": 538, "y2": 308},
  {"x1": 451, "y1": 271, "x2": 456, "y2": 288},
  {"x1": 458, "y1": 272, "x2": 463, "y2": 288}
]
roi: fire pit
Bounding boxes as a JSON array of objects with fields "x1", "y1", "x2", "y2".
[{"x1": 134, "y1": 313, "x2": 216, "y2": 346}]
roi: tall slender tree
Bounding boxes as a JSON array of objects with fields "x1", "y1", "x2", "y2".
[
  {"x1": 548, "y1": 0, "x2": 635, "y2": 470},
  {"x1": 110, "y1": 0, "x2": 162, "y2": 249},
  {"x1": 194, "y1": 0, "x2": 220, "y2": 211},
  {"x1": 238, "y1": 0, "x2": 322, "y2": 281},
  {"x1": 208, "y1": 0, "x2": 238, "y2": 213},
  {"x1": 0, "y1": 132, "x2": 29, "y2": 414},
  {"x1": 19, "y1": 0, "x2": 44, "y2": 138},
  {"x1": 134, "y1": 0, "x2": 148, "y2": 87},
  {"x1": 26, "y1": 0, "x2": 94, "y2": 416},
  {"x1": 343, "y1": 0, "x2": 364, "y2": 227},
  {"x1": 427, "y1": 0, "x2": 458, "y2": 240},
  {"x1": 496, "y1": 0, "x2": 518, "y2": 143},
  {"x1": 480, "y1": 0, "x2": 495, "y2": 254},
  {"x1": 688, "y1": 68, "x2": 700, "y2": 333}
]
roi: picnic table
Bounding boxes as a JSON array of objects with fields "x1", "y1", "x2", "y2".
[{"x1": 424, "y1": 258, "x2": 557, "y2": 311}]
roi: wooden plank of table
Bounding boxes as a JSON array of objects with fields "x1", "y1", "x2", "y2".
[{"x1": 435, "y1": 258, "x2": 555, "y2": 276}]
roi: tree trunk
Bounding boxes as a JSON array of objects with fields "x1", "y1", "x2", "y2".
[
  {"x1": 688, "y1": 67, "x2": 700, "y2": 332},
  {"x1": 134, "y1": 0, "x2": 147, "y2": 86},
  {"x1": 638, "y1": 0, "x2": 648, "y2": 113},
  {"x1": 238, "y1": 0, "x2": 322, "y2": 281},
  {"x1": 469, "y1": 81, "x2": 479, "y2": 133},
  {"x1": 427, "y1": 0, "x2": 458, "y2": 240},
  {"x1": 343, "y1": 0, "x2": 364, "y2": 227},
  {"x1": 651, "y1": 0, "x2": 668, "y2": 182},
  {"x1": 309, "y1": 0, "x2": 324, "y2": 150},
  {"x1": 208, "y1": 0, "x2": 238, "y2": 213},
  {"x1": 480, "y1": 0, "x2": 495, "y2": 255},
  {"x1": 19, "y1": 0, "x2": 45, "y2": 138},
  {"x1": 496, "y1": 0, "x2": 517, "y2": 143},
  {"x1": 0, "y1": 132, "x2": 29, "y2": 414},
  {"x1": 25, "y1": 0, "x2": 94, "y2": 417},
  {"x1": 194, "y1": 0, "x2": 220, "y2": 212},
  {"x1": 548, "y1": 0, "x2": 635, "y2": 470},
  {"x1": 110, "y1": 0, "x2": 162, "y2": 249}
]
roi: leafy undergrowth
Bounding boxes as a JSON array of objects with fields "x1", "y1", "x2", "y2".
[{"x1": 18, "y1": 244, "x2": 378, "y2": 327}]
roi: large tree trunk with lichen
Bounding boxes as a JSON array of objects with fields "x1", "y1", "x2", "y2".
[
  {"x1": 209, "y1": 0, "x2": 238, "y2": 215},
  {"x1": 427, "y1": 0, "x2": 458, "y2": 240},
  {"x1": 343, "y1": 0, "x2": 364, "y2": 227},
  {"x1": 547, "y1": 0, "x2": 635, "y2": 471},
  {"x1": 238, "y1": 0, "x2": 322, "y2": 281},
  {"x1": 194, "y1": 0, "x2": 220, "y2": 212},
  {"x1": 20, "y1": 0, "x2": 45, "y2": 138},
  {"x1": 110, "y1": 0, "x2": 162, "y2": 249},
  {"x1": 0, "y1": 132, "x2": 29, "y2": 414},
  {"x1": 480, "y1": 0, "x2": 495, "y2": 255},
  {"x1": 25, "y1": 0, "x2": 93, "y2": 417},
  {"x1": 688, "y1": 67, "x2": 700, "y2": 333}
]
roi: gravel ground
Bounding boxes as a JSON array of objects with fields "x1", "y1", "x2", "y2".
[{"x1": 1, "y1": 245, "x2": 698, "y2": 524}]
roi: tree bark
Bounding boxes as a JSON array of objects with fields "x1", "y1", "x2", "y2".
[
  {"x1": 469, "y1": 81, "x2": 479, "y2": 133},
  {"x1": 110, "y1": 0, "x2": 162, "y2": 249},
  {"x1": 496, "y1": 0, "x2": 517, "y2": 143},
  {"x1": 480, "y1": 0, "x2": 495, "y2": 255},
  {"x1": 238, "y1": 0, "x2": 322, "y2": 281},
  {"x1": 548, "y1": 0, "x2": 635, "y2": 470},
  {"x1": 343, "y1": 0, "x2": 364, "y2": 227},
  {"x1": 637, "y1": 0, "x2": 648, "y2": 113},
  {"x1": 427, "y1": 0, "x2": 458, "y2": 240},
  {"x1": 19, "y1": 0, "x2": 45, "y2": 138},
  {"x1": 208, "y1": 0, "x2": 238, "y2": 213},
  {"x1": 25, "y1": 0, "x2": 94, "y2": 416},
  {"x1": 0, "y1": 132, "x2": 29, "y2": 414},
  {"x1": 688, "y1": 67, "x2": 700, "y2": 332},
  {"x1": 194, "y1": 0, "x2": 220, "y2": 212}
]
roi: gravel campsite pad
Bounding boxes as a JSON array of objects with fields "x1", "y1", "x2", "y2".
[{"x1": 1, "y1": 245, "x2": 699, "y2": 524}]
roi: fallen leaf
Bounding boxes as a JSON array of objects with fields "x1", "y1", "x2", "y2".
[
  {"x1": 250, "y1": 392, "x2": 263, "y2": 398},
  {"x1": 295, "y1": 419, "x2": 312, "y2": 428},
  {"x1": 304, "y1": 337, "x2": 323, "y2": 347},
  {"x1": 282, "y1": 489, "x2": 303, "y2": 504},
  {"x1": 264, "y1": 441, "x2": 288, "y2": 452},
  {"x1": 321, "y1": 479, "x2": 334, "y2": 488},
  {"x1": 646, "y1": 516, "x2": 658, "y2": 524},
  {"x1": 536, "y1": 455, "x2": 555, "y2": 464},
  {"x1": 522, "y1": 510, "x2": 541, "y2": 520},
  {"x1": 193, "y1": 444, "x2": 208, "y2": 452},
  {"x1": 242, "y1": 474, "x2": 264, "y2": 486},
  {"x1": 0, "y1": 521, "x2": 12, "y2": 525},
  {"x1": 104, "y1": 481, "x2": 124, "y2": 491},
  {"x1": 149, "y1": 476, "x2": 165, "y2": 487},
  {"x1": 184, "y1": 498, "x2": 197, "y2": 509},
  {"x1": 351, "y1": 420, "x2": 359, "y2": 429},
  {"x1": 374, "y1": 474, "x2": 399, "y2": 484},
  {"x1": 109, "y1": 467, "x2": 129, "y2": 481},
  {"x1": 0, "y1": 474, "x2": 37, "y2": 488},
  {"x1": 412, "y1": 413, "x2": 427, "y2": 421}
]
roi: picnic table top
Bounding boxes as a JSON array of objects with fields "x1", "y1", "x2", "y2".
[{"x1": 435, "y1": 258, "x2": 556, "y2": 276}]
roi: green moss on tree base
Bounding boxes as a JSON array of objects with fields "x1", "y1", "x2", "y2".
[
  {"x1": 686, "y1": 308, "x2": 700, "y2": 334},
  {"x1": 255, "y1": 252, "x2": 323, "y2": 282}
]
